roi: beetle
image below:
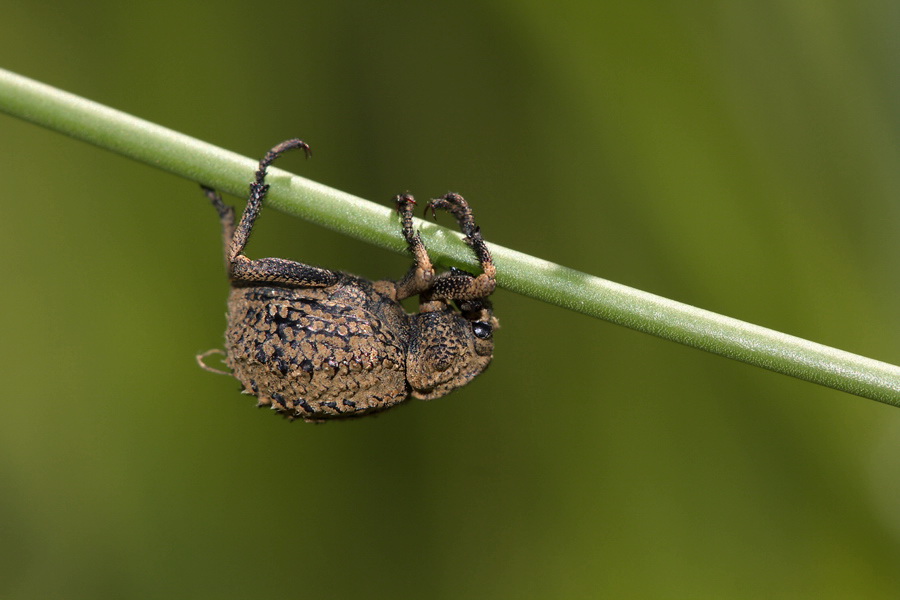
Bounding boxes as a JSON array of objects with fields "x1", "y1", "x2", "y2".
[{"x1": 198, "y1": 139, "x2": 498, "y2": 422}]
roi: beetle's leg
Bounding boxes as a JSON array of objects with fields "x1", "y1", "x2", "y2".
[
  {"x1": 391, "y1": 193, "x2": 435, "y2": 300},
  {"x1": 228, "y1": 256, "x2": 339, "y2": 287},
  {"x1": 201, "y1": 186, "x2": 235, "y2": 272},
  {"x1": 195, "y1": 348, "x2": 231, "y2": 375},
  {"x1": 202, "y1": 139, "x2": 337, "y2": 288},
  {"x1": 229, "y1": 139, "x2": 311, "y2": 262},
  {"x1": 424, "y1": 193, "x2": 496, "y2": 300}
]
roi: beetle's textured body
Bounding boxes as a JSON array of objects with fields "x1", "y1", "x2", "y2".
[
  {"x1": 199, "y1": 139, "x2": 497, "y2": 422},
  {"x1": 226, "y1": 279, "x2": 409, "y2": 419}
]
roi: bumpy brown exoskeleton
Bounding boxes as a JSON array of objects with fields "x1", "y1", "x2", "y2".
[{"x1": 198, "y1": 139, "x2": 498, "y2": 422}]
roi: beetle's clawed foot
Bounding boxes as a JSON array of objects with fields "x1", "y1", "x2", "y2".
[
  {"x1": 424, "y1": 192, "x2": 495, "y2": 286},
  {"x1": 394, "y1": 193, "x2": 417, "y2": 214},
  {"x1": 424, "y1": 192, "x2": 471, "y2": 224},
  {"x1": 254, "y1": 139, "x2": 312, "y2": 188}
]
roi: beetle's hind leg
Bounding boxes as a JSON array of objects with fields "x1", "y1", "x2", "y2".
[
  {"x1": 425, "y1": 192, "x2": 496, "y2": 301},
  {"x1": 202, "y1": 140, "x2": 337, "y2": 288},
  {"x1": 201, "y1": 186, "x2": 235, "y2": 271},
  {"x1": 229, "y1": 139, "x2": 312, "y2": 263}
]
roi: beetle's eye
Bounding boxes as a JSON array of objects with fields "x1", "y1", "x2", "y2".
[{"x1": 472, "y1": 321, "x2": 492, "y2": 339}]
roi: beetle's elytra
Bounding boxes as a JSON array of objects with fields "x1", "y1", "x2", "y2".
[{"x1": 198, "y1": 139, "x2": 498, "y2": 422}]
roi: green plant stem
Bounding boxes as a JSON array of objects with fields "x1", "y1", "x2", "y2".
[{"x1": 1, "y1": 67, "x2": 898, "y2": 406}]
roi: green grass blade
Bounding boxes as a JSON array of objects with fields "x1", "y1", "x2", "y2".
[{"x1": 1, "y1": 67, "x2": 897, "y2": 406}]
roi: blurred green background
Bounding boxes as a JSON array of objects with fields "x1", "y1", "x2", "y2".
[{"x1": 2, "y1": 1, "x2": 899, "y2": 598}]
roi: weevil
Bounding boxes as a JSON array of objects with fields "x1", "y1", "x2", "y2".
[{"x1": 198, "y1": 139, "x2": 498, "y2": 422}]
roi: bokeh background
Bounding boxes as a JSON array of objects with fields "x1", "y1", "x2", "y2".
[{"x1": 2, "y1": 1, "x2": 900, "y2": 598}]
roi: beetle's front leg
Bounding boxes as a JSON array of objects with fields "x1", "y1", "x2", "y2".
[
  {"x1": 425, "y1": 193, "x2": 496, "y2": 301},
  {"x1": 391, "y1": 193, "x2": 435, "y2": 300}
]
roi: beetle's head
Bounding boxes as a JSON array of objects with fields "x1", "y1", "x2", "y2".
[{"x1": 406, "y1": 298, "x2": 498, "y2": 400}]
